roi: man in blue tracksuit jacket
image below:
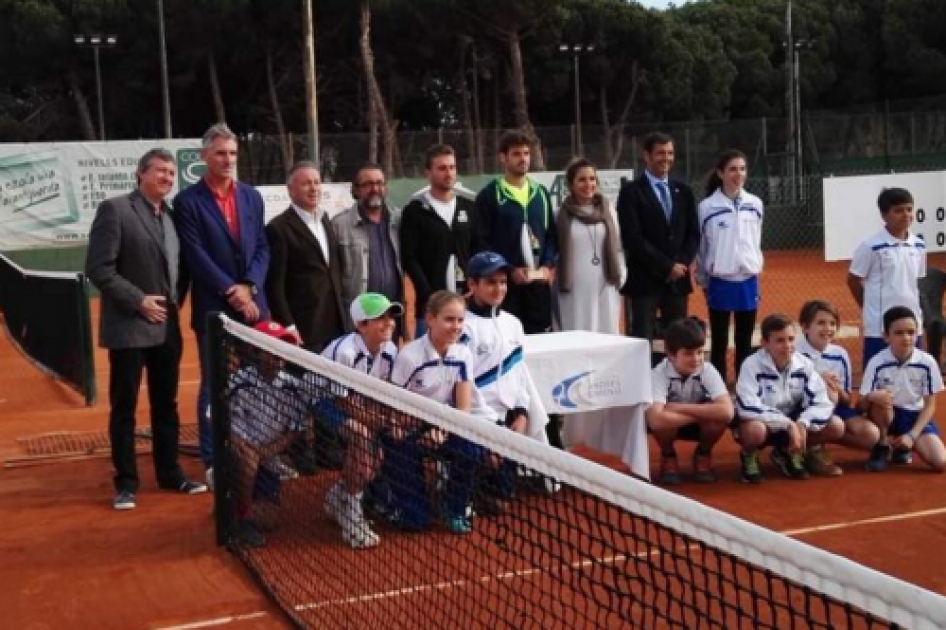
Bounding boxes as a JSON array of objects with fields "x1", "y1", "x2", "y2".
[{"x1": 475, "y1": 131, "x2": 558, "y2": 335}]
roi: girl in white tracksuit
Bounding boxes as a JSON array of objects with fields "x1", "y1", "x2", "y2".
[{"x1": 696, "y1": 149, "x2": 764, "y2": 383}]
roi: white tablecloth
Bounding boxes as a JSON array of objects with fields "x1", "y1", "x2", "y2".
[{"x1": 523, "y1": 331, "x2": 652, "y2": 479}]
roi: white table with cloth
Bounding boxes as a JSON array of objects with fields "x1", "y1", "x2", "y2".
[{"x1": 522, "y1": 331, "x2": 652, "y2": 480}]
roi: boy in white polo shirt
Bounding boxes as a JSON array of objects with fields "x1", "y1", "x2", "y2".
[
  {"x1": 734, "y1": 314, "x2": 838, "y2": 483},
  {"x1": 647, "y1": 318, "x2": 733, "y2": 485},
  {"x1": 858, "y1": 306, "x2": 946, "y2": 472},
  {"x1": 322, "y1": 293, "x2": 402, "y2": 549},
  {"x1": 847, "y1": 187, "x2": 926, "y2": 369}
]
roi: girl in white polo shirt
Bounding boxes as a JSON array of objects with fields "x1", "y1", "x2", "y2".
[
  {"x1": 384, "y1": 290, "x2": 481, "y2": 534},
  {"x1": 696, "y1": 149, "x2": 764, "y2": 383}
]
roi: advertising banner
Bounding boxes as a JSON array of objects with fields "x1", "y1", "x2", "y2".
[{"x1": 0, "y1": 140, "x2": 200, "y2": 251}]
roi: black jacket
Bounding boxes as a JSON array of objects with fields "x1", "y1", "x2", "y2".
[
  {"x1": 616, "y1": 174, "x2": 699, "y2": 297},
  {"x1": 400, "y1": 194, "x2": 488, "y2": 318}
]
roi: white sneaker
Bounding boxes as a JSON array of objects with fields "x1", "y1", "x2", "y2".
[
  {"x1": 267, "y1": 456, "x2": 299, "y2": 481},
  {"x1": 324, "y1": 481, "x2": 344, "y2": 525},
  {"x1": 341, "y1": 491, "x2": 380, "y2": 549}
]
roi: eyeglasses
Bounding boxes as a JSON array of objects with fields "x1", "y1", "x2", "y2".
[{"x1": 356, "y1": 180, "x2": 386, "y2": 189}]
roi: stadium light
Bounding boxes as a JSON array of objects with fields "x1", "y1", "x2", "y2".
[
  {"x1": 74, "y1": 33, "x2": 119, "y2": 141},
  {"x1": 559, "y1": 43, "x2": 595, "y2": 156}
]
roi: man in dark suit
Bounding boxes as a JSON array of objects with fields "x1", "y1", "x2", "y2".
[
  {"x1": 617, "y1": 131, "x2": 699, "y2": 344},
  {"x1": 174, "y1": 123, "x2": 270, "y2": 475},
  {"x1": 86, "y1": 148, "x2": 206, "y2": 510},
  {"x1": 265, "y1": 161, "x2": 345, "y2": 352}
]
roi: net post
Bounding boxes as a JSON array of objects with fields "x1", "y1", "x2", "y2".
[
  {"x1": 207, "y1": 312, "x2": 234, "y2": 547},
  {"x1": 76, "y1": 272, "x2": 97, "y2": 406}
]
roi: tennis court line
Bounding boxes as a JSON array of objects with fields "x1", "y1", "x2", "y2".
[
  {"x1": 781, "y1": 506, "x2": 946, "y2": 537},
  {"x1": 150, "y1": 610, "x2": 269, "y2": 630},
  {"x1": 150, "y1": 504, "x2": 946, "y2": 628},
  {"x1": 292, "y1": 504, "x2": 946, "y2": 613},
  {"x1": 293, "y1": 546, "x2": 651, "y2": 612}
]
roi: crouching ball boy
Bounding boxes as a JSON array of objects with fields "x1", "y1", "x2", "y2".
[
  {"x1": 858, "y1": 306, "x2": 946, "y2": 472},
  {"x1": 734, "y1": 314, "x2": 840, "y2": 483},
  {"x1": 321, "y1": 293, "x2": 402, "y2": 548},
  {"x1": 646, "y1": 318, "x2": 733, "y2": 484}
]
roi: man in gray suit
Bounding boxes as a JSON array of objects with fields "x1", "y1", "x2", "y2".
[{"x1": 86, "y1": 148, "x2": 206, "y2": 510}]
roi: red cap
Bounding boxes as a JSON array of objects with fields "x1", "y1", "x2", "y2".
[{"x1": 253, "y1": 321, "x2": 296, "y2": 341}]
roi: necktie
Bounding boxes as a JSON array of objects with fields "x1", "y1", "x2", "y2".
[{"x1": 656, "y1": 181, "x2": 672, "y2": 221}]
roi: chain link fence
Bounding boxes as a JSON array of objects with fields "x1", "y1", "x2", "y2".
[{"x1": 234, "y1": 103, "x2": 946, "y2": 381}]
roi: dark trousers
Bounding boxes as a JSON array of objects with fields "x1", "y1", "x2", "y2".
[
  {"x1": 709, "y1": 308, "x2": 756, "y2": 383},
  {"x1": 626, "y1": 293, "x2": 689, "y2": 342},
  {"x1": 503, "y1": 281, "x2": 553, "y2": 334},
  {"x1": 195, "y1": 329, "x2": 213, "y2": 468},
  {"x1": 109, "y1": 312, "x2": 185, "y2": 493}
]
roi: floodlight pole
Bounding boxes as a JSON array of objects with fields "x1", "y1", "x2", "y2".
[
  {"x1": 302, "y1": 0, "x2": 320, "y2": 167},
  {"x1": 93, "y1": 46, "x2": 105, "y2": 141},
  {"x1": 157, "y1": 0, "x2": 172, "y2": 138}
]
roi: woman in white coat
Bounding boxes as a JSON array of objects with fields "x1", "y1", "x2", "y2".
[{"x1": 555, "y1": 158, "x2": 625, "y2": 334}]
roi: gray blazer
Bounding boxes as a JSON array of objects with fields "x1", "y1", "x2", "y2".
[
  {"x1": 86, "y1": 190, "x2": 187, "y2": 349},
  {"x1": 332, "y1": 202, "x2": 402, "y2": 329}
]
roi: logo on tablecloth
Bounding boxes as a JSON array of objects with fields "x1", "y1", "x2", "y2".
[
  {"x1": 552, "y1": 370, "x2": 624, "y2": 410},
  {"x1": 552, "y1": 371, "x2": 594, "y2": 409}
]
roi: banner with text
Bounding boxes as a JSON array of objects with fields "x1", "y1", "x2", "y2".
[
  {"x1": 0, "y1": 140, "x2": 201, "y2": 251},
  {"x1": 823, "y1": 171, "x2": 946, "y2": 261}
]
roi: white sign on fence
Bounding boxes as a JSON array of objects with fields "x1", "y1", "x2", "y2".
[
  {"x1": 0, "y1": 140, "x2": 201, "y2": 251},
  {"x1": 823, "y1": 171, "x2": 946, "y2": 261},
  {"x1": 257, "y1": 184, "x2": 355, "y2": 224}
]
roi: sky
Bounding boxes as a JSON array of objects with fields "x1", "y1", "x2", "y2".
[{"x1": 636, "y1": 0, "x2": 694, "y2": 9}]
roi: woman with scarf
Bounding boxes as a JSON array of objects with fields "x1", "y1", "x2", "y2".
[{"x1": 555, "y1": 158, "x2": 625, "y2": 333}]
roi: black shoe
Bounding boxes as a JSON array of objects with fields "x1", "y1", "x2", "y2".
[
  {"x1": 161, "y1": 479, "x2": 208, "y2": 494},
  {"x1": 771, "y1": 447, "x2": 809, "y2": 480},
  {"x1": 113, "y1": 490, "x2": 136, "y2": 510},
  {"x1": 891, "y1": 448, "x2": 913, "y2": 465},
  {"x1": 232, "y1": 519, "x2": 266, "y2": 548},
  {"x1": 739, "y1": 451, "x2": 764, "y2": 484},
  {"x1": 866, "y1": 443, "x2": 891, "y2": 472}
]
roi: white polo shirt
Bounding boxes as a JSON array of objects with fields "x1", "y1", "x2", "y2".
[
  {"x1": 860, "y1": 347, "x2": 943, "y2": 412},
  {"x1": 849, "y1": 229, "x2": 926, "y2": 338},
  {"x1": 392, "y1": 335, "x2": 473, "y2": 407},
  {"x1": 229, "y1": 365, "x2": 308, "y2": 447},
  {"x1": 651, "y1": 358, "x2": 728, "y2": 405},
  {"x1": 796, "y1": 335, "x2": 853, "y2": 393},
  {"x1": 322, "y1": 332, "x2": 397, "y2": 381}
]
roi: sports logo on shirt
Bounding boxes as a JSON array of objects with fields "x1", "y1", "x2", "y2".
[
  {"x1": 717, "y1": 220, "x2": 730, "y2": 229},
  {"x1": 457, "y1": 210, "x2": 468, "y2": 223}
]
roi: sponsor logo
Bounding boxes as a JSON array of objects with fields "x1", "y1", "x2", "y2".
[
  {"x1": 176, "y1": 148, "x2": 206, "y2": 189},
  {"x1": 552, "y1": 371, "x2": 594, "y2": 409}
]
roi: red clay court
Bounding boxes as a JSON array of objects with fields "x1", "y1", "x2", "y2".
[{"x1": 2, "y1": 249, "x2": 946, "y2": 629}]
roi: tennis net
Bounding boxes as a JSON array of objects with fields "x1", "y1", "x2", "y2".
[
  {"x1": 208, "y1": 314, "x2": 946, "y2": 630},
  {"x1": 0, "y1": 253, "x2": 96, "y2": 404}
]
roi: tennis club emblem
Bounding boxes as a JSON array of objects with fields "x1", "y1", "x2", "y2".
[{"x1": 552, "y1": 370, "x2": 594, "y2": 409}]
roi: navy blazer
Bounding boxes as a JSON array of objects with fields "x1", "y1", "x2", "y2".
[
  {"x1": 173, "y1": 178, "x2": 270, "y2": 332},
  {"x1": 616, "y1": 174, "x2": 699, "y2": 298}
]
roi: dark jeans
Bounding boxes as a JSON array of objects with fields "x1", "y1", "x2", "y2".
[
  {"x1": 503, "y1": 281, "x2": 553, "y2": 334},
  {"x1": 109, "y1": 312, "x2": 185, "y2": 493},
  {"x1": 709, "y1": 308, "x2": 756, "y2": 384},
  {"x1": 626, "y1": 293, "x2": 689, "y2": 342}
]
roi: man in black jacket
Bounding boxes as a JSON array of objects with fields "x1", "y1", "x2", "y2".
[
  {"x1": 617, "y1": 132, "x2": 700, "y2": 344},
  {"x1": 400, "y1": 144, "x2": 488, "y2": 337}
]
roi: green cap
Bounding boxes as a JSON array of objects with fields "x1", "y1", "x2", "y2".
[{"x1": 350, "y1": 293, "x2": 404, "y2": 324}]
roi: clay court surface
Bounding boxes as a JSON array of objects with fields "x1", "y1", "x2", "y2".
[{"x1": 2, "y1": 249, "x2": 946, "y2": 629}]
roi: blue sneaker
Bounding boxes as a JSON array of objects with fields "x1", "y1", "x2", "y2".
[
  {"x1": 444, "y1": 514, "x2": 472, "y2": 534},
  {"x1": 866, "y1": 443, "x2": 891, "y2": 472}
]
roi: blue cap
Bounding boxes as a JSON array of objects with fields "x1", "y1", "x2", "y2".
[{"x1": 467, "y1": 251, "x2": 512, "y2": 279}]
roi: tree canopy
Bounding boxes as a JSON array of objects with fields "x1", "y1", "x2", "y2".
[{"x1": 1, "y1": 0, "x2": 944, "y2": 155}]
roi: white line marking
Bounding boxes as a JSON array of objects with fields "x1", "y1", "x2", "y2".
[
  {"x1": 780, "y1": 506, "x2": 946, "y2": 537},
  {"x1": 155, "y1": 505, "x2": 946, "y2": 626},
  {"x1": 149, "y1": 611, "x2": 268, "y2": 630}
]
